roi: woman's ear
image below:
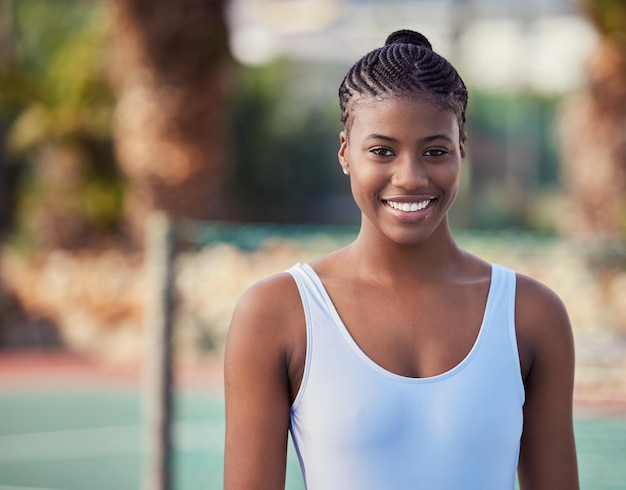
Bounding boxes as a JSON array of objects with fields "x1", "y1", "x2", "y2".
[
  {"x1": 460, "y1": 131, "x2": 468, "y2": 159},
  {"x1": 338, "y1": 130, "x2": 349, "y2": 175}
]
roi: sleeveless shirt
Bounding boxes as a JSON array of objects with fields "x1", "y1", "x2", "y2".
[{"x1": 286, "y1": 263, "x2": 525, "y2": 490}]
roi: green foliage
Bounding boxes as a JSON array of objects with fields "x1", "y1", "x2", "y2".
[
  {"x1": 2, "y1": 0, "x2": 113, "y2": 150},
  {"x1": 464, "y1": 91, "x2": 562, "y2": 231},
  {"x1": 230, "y1": 60, "x2": 352, "y2": 224},
  {"x1": 0, "y1": 0, "x2": 122, "y2": 248}
]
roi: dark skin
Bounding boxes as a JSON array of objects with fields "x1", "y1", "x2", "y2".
[{"x1": 224, "y1": 96, "x2": 579, "y2": 489}]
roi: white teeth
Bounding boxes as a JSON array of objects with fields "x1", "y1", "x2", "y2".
[{"x1": 387, "y1": 200, "x2": 431, "y2": 212}]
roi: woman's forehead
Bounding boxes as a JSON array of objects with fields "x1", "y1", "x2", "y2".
[
  {"x1": 344, "y1": 93, "x2": 462, "y2": 137},
  {"x1": 350, "y1": 95, "x2": 456, "y2": 126}
]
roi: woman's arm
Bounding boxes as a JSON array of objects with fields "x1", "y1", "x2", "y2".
[
  {"x1": 224, "y1": 273, "x2": 302, "y2": 490},
  {"x1": 516, "y1": 274, "x2": 579, "y2": 490}
]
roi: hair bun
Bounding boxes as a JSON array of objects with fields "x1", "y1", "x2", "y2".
[{"x1": 385, "y1": 30, "x2": 432, "y2": 50}]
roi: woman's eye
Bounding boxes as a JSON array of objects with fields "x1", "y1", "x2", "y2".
[
  {"x1": 424, "y1": 148, "x2": 448, "y2": 157},
  {"x1": 370, "y1": 147, "x2": 394, "y2": 157}
]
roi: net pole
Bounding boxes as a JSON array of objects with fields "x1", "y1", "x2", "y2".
[{"x1": 143, "y1": 212, "x2": 175, "y2": 490}]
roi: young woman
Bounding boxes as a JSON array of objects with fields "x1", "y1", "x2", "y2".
[{"x1": 224, "y1": 30, "x2": 579, "y2": 489}]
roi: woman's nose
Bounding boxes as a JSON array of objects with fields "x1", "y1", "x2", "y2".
[{"x1": 391, "y1": 156, "x2": 428, "y2": 190}]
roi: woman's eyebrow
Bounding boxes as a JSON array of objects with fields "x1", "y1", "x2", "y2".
[
  {"x1": 365, "y1": 133, "x2": 397, "y2": 142},
  {"x1": 422, "y1": 134, "x2": 453, "y2": 143},
  {"x1": 365, "y1": 133, "x2": 453, "y2": 143}
]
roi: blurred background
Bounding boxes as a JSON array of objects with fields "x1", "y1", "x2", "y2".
[{"x1": 0, "y1": 0, "x2": 625, "y2": 489}]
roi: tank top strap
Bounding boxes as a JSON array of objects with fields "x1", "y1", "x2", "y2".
[
  {"x1": 286, "y1": 262, "x2": 341, "y2": 407},
  {"x1": 286, "y1": 263, "x2": 336, "y2": 327},
  {"x1": 488, "y1": 264, "x2": 524, "y2": 404}
]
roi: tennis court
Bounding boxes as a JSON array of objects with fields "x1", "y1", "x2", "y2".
[
  {"x1": 0, "y1": 386, "x2": 304, "y2": 489},
  {"x1": 0, "y1": 354, "x2": 625, "y2": 490}
]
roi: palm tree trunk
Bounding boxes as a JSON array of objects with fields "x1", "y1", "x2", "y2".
[
  {"x1": 558, "y1": 1, "x2": 626, "y2": 237},
  {"x1": 108, "y1": 0, "x2": 233, "y2": 241}
]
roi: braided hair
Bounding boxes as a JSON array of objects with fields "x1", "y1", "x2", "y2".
[{"x1": 338, "y1": 30, "x2": 468, "y2": 136}]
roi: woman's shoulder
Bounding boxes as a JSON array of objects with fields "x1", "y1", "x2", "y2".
[
  {"x1": 232, "y1": 270, "x2": 303, "y2": 330},
  {"x1": 512, "y1": 271, "x2": 574, "y2": 376},
  {"x1": 513, "y1": 272, "x2": 569, "y2": 326},
  {"x1": 225, "y1": 269, "x2": 306, "y2": 381}
]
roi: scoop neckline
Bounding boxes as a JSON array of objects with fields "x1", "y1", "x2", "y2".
[{"x1": 299, "y1": 262, "x2": 497, "y2": 384}]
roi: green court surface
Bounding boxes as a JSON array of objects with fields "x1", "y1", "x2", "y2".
[{"x1": 0, "y1": 387, "x2": 624, "y2": 490}]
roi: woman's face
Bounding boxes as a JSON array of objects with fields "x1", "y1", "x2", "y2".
[{"x1": 339, "y1": 95, "x2": 465, "y2": 247}]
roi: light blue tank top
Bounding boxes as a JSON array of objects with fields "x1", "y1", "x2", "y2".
[{"x1": 287, "y1": 263, "x2": 525, "y2": 490}]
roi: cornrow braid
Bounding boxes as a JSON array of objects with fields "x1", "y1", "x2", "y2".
[{"x1": 339, "y1": 30, "x2": 468, "y2": 135}]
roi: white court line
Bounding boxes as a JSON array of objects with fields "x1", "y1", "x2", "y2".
[
  {"x1": 0, "y1": 425, "x2": 140, "y2": 462},
  {"x1": 0, "y1": 422, "x2": 224, "y2": 463}
]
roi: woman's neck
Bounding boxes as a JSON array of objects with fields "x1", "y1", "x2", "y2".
[{"x1": 347, "y1": 221, "x2": 465, "y2": 284}]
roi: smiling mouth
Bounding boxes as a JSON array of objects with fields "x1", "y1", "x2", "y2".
[{"x1": 384, "y1": 199, "x2": 433, "y2": 212}]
